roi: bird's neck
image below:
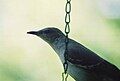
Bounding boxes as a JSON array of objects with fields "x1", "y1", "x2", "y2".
[{"x1": 49, "y1": 36, "x2": 66, "y2": 63}]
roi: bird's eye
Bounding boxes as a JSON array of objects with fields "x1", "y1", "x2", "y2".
[{"x1": 44, "y1": 30, "x2": 51, "y2": 34}]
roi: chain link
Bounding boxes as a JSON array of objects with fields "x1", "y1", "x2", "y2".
[
  {"x1": 62, "y1": 0, "x2": 71, "y2": 81},
  {"x1": 62, "y1": 72, "x2": 68, "y2": 81}
]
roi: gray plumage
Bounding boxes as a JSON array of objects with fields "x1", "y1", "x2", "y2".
[{"x1": 27, "y1": 27, "x2": 120, "y2": 81}]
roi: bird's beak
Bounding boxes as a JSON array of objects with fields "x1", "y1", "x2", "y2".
[{"x1": 27, "y1": 31, "x2": 38, "y2": 35}]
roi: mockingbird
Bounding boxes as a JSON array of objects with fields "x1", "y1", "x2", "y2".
[{"x1": 27, "y1": 27, "x2": 120, "y2": 81}]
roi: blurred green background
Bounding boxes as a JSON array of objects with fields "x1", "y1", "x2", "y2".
[{"x1": 0, "y1": 0, "x2": 120, "y2": 81}]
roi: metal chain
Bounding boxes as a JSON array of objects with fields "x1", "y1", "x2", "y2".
[{"x1": 62, "y1": 0, "x2": 71, "y2": 81}]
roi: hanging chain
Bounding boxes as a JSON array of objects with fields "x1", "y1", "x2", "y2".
[{"x1": 62, "y1": 0, "x2": 71, "y2": 81}]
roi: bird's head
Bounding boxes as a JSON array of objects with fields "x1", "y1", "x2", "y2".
[{"x1": 27, "y1": 27, "x2": 65, "y2": 43}]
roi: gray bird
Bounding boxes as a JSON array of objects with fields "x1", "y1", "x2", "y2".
[{"x1": 27, "y1": 27, "x2": 120, "y2": 81}]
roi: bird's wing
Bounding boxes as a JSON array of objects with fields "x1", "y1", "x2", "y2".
[
  {"x1": 67, "y1": 39, "x2": 104, "y2": 67},
  {"x1": 67, "y1": 39, "x2": 120, "y2": 81}
]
